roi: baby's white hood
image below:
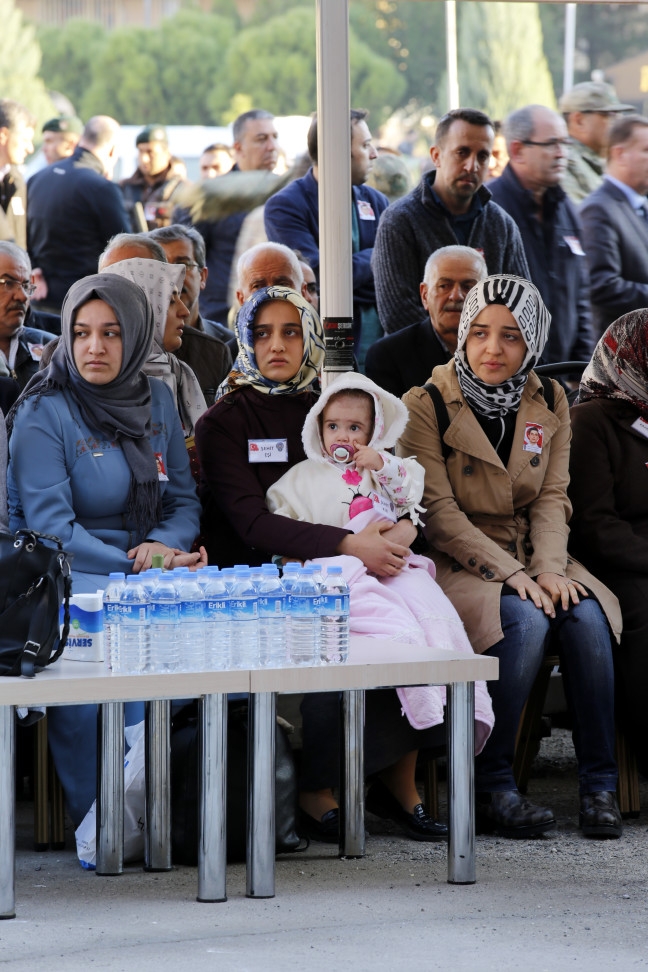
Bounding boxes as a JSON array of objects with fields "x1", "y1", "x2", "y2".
[{"x1": 301, "y1": 372, "x2": 409, "y2": 461}]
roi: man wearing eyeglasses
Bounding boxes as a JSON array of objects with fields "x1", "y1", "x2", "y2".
[
  {"x1": 559, "y1": 82, "x2": 633, "y2": 204},
  {"x1": 488, "y1": 105, "x2": 594, "y2": 365},
  {"x1": 0, "y1": 242, "x2": 55, "y2": 389}
]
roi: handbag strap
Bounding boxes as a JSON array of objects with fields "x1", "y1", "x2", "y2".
[
  {"x1": 20, "y1": 552, "x2": 72, "y2": 678},
  {"x1": 424, "y1": 377, "x2": 556, "y2": 464}
]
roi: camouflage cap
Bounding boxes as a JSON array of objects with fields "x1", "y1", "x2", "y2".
[{"x1": 559, "y1": 82, "x2": 634, "y2": 114}]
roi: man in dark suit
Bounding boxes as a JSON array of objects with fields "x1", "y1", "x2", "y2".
[
  {"x1": 580, "y1": 114, "x2": 648, "y2": 337},
  {"x1": 365, "y1": 245, "x2": 486, "y2": 398},
  {"x1": 488, "y1": 105, "x2": 594, "y2": 364}
]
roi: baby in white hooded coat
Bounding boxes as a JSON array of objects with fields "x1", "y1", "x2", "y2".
[{"x1": 266, "y1": 372, "x2": 494, "y2": 749}]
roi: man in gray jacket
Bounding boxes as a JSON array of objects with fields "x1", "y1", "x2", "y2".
[{"x1": 372, "y1": 108, "x2": 529, "y2": 334}]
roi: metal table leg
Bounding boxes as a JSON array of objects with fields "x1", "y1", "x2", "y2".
[
  {"x1": 447, "y1": 681, "x2": 475, "y2": 885},
  {"x1": 145, "y1": 699, "x2": 171, "y2": 872},
  {"x1": 96, "y1": 701, "x2": 124, "y2": 877},
  {"x1": 340, "y1": 689, "x2": 365, "y2": 858},
  {"x1": 246, "y1": 692, "x2": 275, "y2": 898},
  {"x1": 198, "y1": 693, "x2": 228, "y2": 903},
  {"x1": 0, "y1": 706, "x2": 15, "y2": 919}
]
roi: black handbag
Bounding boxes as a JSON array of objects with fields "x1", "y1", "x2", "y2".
[
  {"x1": 171, "y1": 700, "x2": 303, "y2": 865},
  {"x1": 0, "y1": 530, "x2": 73, "y2": 678}
]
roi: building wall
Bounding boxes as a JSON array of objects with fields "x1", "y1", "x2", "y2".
[{"x1": 16, "y1": 0, "x2": 194, "y2": 28}]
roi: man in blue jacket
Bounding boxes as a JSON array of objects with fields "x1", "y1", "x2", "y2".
[
  {"x1": 489, "y1": 105, "x2": 594, "y2": 364},
  {"x1": 264, "y1": 109, "x2": 389, "y2": 368}
]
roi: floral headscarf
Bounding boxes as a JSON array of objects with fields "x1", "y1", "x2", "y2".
[
  {"x1": 455, "y1": 275, "x2": 551, "y2": 419},
  {"x1": 216, "y1": 286, "x2": 324, "y2": 400},
  {"x1": 578, "y1": 309, "x2": 648, "y2": 418},
  {"x1": 103, "y1": 258, "x2": 206, "y2": 434}
]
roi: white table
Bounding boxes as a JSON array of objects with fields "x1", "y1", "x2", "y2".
[{"x1": 0, "y1": 638, "x2": 497, "y2": 917}]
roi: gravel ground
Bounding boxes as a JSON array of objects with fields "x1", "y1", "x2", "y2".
[{"x1": 3, "y1": 729, "x2": 648, "y2": 971}]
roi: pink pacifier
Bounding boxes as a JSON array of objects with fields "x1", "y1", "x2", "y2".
[{"x1": 331, "y1": 443, "x2": 354, "y2": 463}]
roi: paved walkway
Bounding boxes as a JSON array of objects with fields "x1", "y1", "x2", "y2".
[{"x1": 3, "y1": 730, "x2": 648, "y2": 971}]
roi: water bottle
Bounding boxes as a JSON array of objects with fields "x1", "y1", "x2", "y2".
[
  {"x1": 119, "y1": 575, "x2": 150, "y2": 674},
  {"x1": 230, "y1": 566, "x2": 259, "y2": 669},
  {"x1": 288, "y1": 565, "x2": 320, "y2": 666},
  {"x1": 220, "y1": 567, "x2": 236, "y2": 592},
  {"x1": 174, "y1": 567, "x2": 206, "y2": 671},
  {"x1": 310, "y1": 563, "x2": 326, "y2": 591},
  {"x1": 281, "y1": 561, "x2": 301, "y2": 591},
  {"x1": 103, "y1": 572, "x2": 125, "y2": 672},
  {"x1": 149, "y1": 569, "x2": 179, "y2": 673},
  {"x1": 142, "y1": 568, "x2": 162, "y2": 598},
  {"x1": 202, "y1": 568, "x2": 231, "y2": 669},
  {"x1": 320, "y1": 566, "x2": 350, "y2": 664},
  {"x1": 257, "y1": 563, "x2": 287, "y2": 667}
]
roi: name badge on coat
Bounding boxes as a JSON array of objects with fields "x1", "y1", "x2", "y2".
[
  {"x1": 248, "y1": 438, "x2": 289, "y2": 463},
  {"x1": 357, "y1": 200, "x2": 376, "y2": 221}
]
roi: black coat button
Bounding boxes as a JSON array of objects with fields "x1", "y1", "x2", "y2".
[
  {"x1": 507, "y1": 541, "x2": 517, "y2": 553},
  {"x1": 463, "y1": 465, "x2": 473, "y2": 476},
  {"x1": 485, "y1": 570, "x2": 495, "y2": 580},
  {"x1": 451, "y1": 562, "x2": 463, "y2": 572},
  {"x1": 468, "y1": 557, "x2": 477, "y2": 567},
  {"x1": 479, "y1": 564, "x2": 487, "y2": 574},
  {"x1": 530, "y1": 455, "x2": 540, "y2": 467}
]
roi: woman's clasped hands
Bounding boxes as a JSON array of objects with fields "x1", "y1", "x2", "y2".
[
  {"x1": 127, "y1": 541, "x2": 208, "y2": 573},
  {"x1": 505, "y1": 569, "x2": 588, "y2": 617}
]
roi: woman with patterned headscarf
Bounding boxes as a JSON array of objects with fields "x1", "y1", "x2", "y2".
[
  {"x1": 196, "y1": 286, "x2": 449, "y2": 844},
  {"x1": 570, "y1": 310, "x2": 648, "y2": 779},
  {"x1": 399, "y1": 275, "x2": 623, "y2": 840},
  {"x1": 196, "y1": 285, "x2": 416, "y2": 572}
]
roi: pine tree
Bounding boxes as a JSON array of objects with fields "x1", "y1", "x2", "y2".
[
  {"x1": 458, "y1": 2, "x2": 556, "y2": 120},
  {"x1": 0, "y1": 0, "x2": 54, "y2": 123}
]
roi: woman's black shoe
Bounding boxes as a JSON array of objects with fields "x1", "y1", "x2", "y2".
[
  {"x1": 365, "y1": 779, "x2": 448, "y2": 842},
  {"x1": 299, "y1": 807, "x2": 339, "y2": 843},
  {"x1": 476, "y1": 789, "x2": 555, "y2": 838},
  {"x1": 579, "y1": 791, "x2": 622, "y2": 839}
]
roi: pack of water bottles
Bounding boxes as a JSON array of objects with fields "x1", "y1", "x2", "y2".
[{"x1": 103, "y1": 561, "x2": 350, "y2": 675}]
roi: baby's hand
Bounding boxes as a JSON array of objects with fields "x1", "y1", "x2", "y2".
[{"x1": 353, "y1": 444, "x2": 383, "y2": 471}]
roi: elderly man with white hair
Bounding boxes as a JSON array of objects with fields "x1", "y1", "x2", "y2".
[{"x1": 365, "y1": 245, "x2": 487, "y2": 399}]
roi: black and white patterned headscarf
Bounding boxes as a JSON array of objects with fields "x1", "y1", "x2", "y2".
[{"x1": 454, "y1": 275, "x2": 551, "y2": 419}]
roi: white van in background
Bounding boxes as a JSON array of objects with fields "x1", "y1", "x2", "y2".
[{"x1": 26, "y1": 116, "x2": 312, "y2": 182}]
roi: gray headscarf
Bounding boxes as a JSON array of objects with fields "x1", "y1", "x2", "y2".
[
  {"x1": 103, "y1": 258, "x2": 207, "y2": 434},
  {"x1": 9, "y1": 273, "x2": 162, "y2": 541}
]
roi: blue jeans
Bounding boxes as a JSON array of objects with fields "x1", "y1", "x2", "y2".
[{"x1": 476, "y1": 593, "x2": 617, "y2": 797}]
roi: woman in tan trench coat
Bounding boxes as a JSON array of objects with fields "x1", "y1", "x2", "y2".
[{"x1": 399, "y1": 275, "x2": 622, "y2": 840}]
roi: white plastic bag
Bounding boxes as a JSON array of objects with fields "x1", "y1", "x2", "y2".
[{"x1": 75, "y1": 721, "x2": 146, "y2": 869}]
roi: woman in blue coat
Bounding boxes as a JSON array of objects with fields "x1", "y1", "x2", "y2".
[{"x1": 7, "y1": 273, "x2": 204, "y2": 824}]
